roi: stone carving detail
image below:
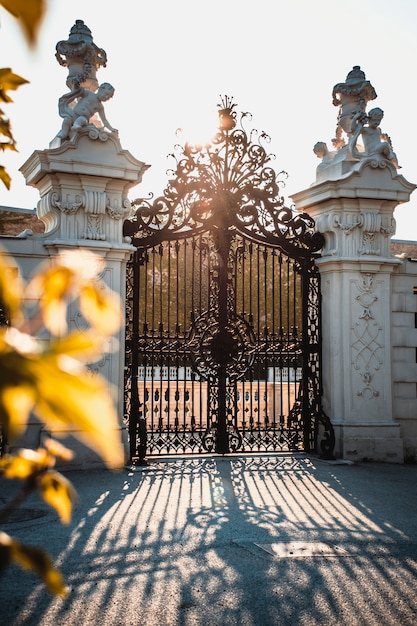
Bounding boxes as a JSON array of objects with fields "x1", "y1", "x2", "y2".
[
  {"x1": 84, "y1": 190, "x2": 106, "y2": 215},
  {"x1": 351, "y1": 272, "x2": 383, "y2": 399},
  {"x1": 315, "y1": 209, "x2": 396, "y2": 258},
  {"x1": 313, "y1": 142, "x2": 337, "y2": 171},
  {"x1": 40, "y1": 189, "x2": 134, "y2": 239},
  {"x1": 106, "y1": 198, "x2": 131, "y2": 220},
  {"x1": 54, "y1": 21, "x2": 117, "y2": 145},
  {"x1": 381, "y1": 217, "x2": 396, "y2": 238},
  {"x1": 358, "y1": 212, "x2": 381, "y2": 256},
  {"x1": 51, "y1": 192, "x2": 84, "y2": 214},
  {"x1": 350, "y1": 107, "x2": 400, "y2": 169},
  {"x1": 81, "y1": 190, "x2": 107, "y2": 240},
  {"x1": 87, "y1": 127, "x2": 112, "y2": 142},
  {"x1": 358, "y1": 231, "x2": 379, "y2": 256},
  {"x1": 82, "y1": 215, "x2": 105, "y2": 241},
  {"x1": 334, "y1": 215, "x2": 361, "y2": 235}
]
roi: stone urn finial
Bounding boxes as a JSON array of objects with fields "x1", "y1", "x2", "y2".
[
  {"x1": 53, "y1": 20, "x2": 117, "y2": 146},
  {"x1": 55, "y1": 19, "x2": 107, "y2": 92}
]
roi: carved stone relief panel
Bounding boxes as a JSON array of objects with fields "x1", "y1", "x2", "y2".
[
  {"x1": 351, "y1": 272, "x2": 383, "y2": 400},
  {"x1": 316, "y1": 208, "x2": 396, "y2": 258}
]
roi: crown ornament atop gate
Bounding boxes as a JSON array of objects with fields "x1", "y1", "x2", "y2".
[{"x1": 124, "y1": 96, "x2": 324, "y2": 257}]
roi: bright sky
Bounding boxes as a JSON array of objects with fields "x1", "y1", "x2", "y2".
[{"x1": 1, "y1": 0, "x2": 417, "y2": 240}]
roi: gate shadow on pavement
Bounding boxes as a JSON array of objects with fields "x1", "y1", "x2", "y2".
[{"x1": 2, "y1": 455, "x2": 417, "y2": 625}]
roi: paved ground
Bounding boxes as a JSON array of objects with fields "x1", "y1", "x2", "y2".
[{"x1": 1, "y1": 454, "x2": 417, "y2": 626}]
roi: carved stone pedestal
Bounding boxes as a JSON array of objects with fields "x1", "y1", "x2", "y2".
[
  {"x1": 19, "y1": 129, "x2": 149, "y2": 467},
  {"x1": 21, "y1": 129, "x2": 148, "y2": 243},
  {"x1": 292, "y1": 159, "x2": 416, "y2": 462}
]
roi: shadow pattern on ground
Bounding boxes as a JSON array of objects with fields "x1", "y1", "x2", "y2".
[{"x1": 2, "y1": 455, "x2": 417, "y2": 625}]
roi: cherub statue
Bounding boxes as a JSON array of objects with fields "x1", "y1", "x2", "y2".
[
  {"x1": 313, "y1": 141, "x2": 337, "y2": 178},
  {"x1": 332, "y1": 66, "x2": 377, "y2": 151},
  {"x1": 313, "y1": 141, "x2": 336, "y2": 164},
  {"x1": 349, "y1": 107, "x2": 399, "y2": 168},
  {"x1": 57, "y1": 82, "x2": 118, "y2": 141}
]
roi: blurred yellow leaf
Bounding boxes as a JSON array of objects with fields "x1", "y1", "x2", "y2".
[
  {"x1": 42, "y1": 298, "x2": 68, "y2": 336},
  {"x1": 2, "y1": 327, "x2": 39, "y2": 354},
  {"x1": 0, "y1": 252, "x2": 23, "y2": 324},
  {"x1": 30, "y1": 265, "x2": 75, "y2": 335},
  {"x1": 0, "y1": 332, "x2": 38, "y2": 439},
  {"x1": 0, "y1": 329, "x2": 123, "y2": 467},
  {"x1": 80, "y1": 283, "x2": 123, "y2": 336},
  {"x1": 0, "y1": 531, "x2": 67, "y2": 595},
  {"x1": 39, "y1": 471, "x2": 78, "y2": 525},
  {"x1": 0, "y1": 384, "x2": 35, "y2": 441},
  {"x1": 0, "y1": 0, "x2": 46, "y2": 47},
  {"x1": 43, "y1": 438, "x2": 74, "y2": 461},
  {"x1": 28, "y1": 252, "x2": 119, "y2": 337},
  {"x1": 0, "y1": 448, "x2": 51, "y2": 479},
  {"x1": 0, "y1": 534, "x2": 11, "y2": 573},
  {"x1": 32, "y1": 357, "x2": 124, "y2": 468},
  {"x1": 47, "y1": 330, "x2": 107, "y2": 364},
  {"x1": 0, "y1": 249, "x2": 123, "y2": 466},
  {"x1": 0, "y1": 139, "x2": 17, "y2": 152},
  {"x1": 56, "y1": 249, "x2": 104, "y2": 281}
]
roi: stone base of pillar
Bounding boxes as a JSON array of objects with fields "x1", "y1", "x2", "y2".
[{"x1": 333, "y1": 423, "x2": 404, "y2": 463}]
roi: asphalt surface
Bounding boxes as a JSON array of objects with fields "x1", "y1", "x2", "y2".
[{"x1": 1, "y1": 454, "x2": 417, "y2": 626}]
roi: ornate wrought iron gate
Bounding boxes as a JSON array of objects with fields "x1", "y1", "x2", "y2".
[{"x1": 124, "y1": 97, "x2": 334, "y2": 463}]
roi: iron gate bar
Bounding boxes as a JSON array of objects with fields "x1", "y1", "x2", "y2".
[{"x1": 124, "y1": 96, "x2": 335, "y2": 462}]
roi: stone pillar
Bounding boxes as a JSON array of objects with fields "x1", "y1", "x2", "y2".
[
  {"x1": 19, "y1": 129, "x2": 149, "y2": 466},
  {"x1": 292, "y1": 159, "x2": 415, "y2": 462}
]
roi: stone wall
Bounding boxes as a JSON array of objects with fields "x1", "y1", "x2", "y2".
[{"x1": 392, "y1": 257, "x2": 417, "y2": 461}]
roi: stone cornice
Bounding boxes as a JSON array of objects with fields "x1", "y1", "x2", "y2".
[
  {"x1": 292, "y1": 159, "x2": 416, "y2": 211},
  {"x1": 20, "y1": 129, "x2": 150, "y2": 187}
]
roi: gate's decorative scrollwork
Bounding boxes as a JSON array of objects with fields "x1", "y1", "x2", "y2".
[
  {"x1": 124, "y1": 96, "x2": 324, "y2": 257},
  {"x1": 188, "y1": 311, "x2": 256, "y2": 382},
  {"x1": 124, "y1": 96, "x2": 334, "y2": 460}
]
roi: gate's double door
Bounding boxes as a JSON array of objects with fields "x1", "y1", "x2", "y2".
[{"x1": 123, "y1": 98, "x2": 334, "y2": 462}]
